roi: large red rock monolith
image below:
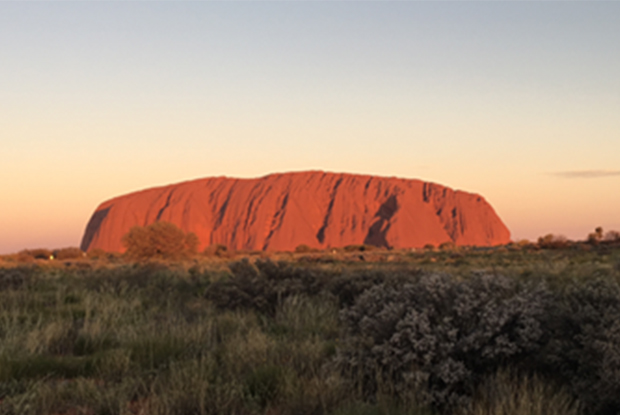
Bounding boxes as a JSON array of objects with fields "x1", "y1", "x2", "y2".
[{"x1": 81, "y1": 171, "x2": 510, "y2": 252}]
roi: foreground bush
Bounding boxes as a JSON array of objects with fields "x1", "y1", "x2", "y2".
[
  {"x1": 205, "y1": 259, "x2": 331, "y2": 316},
  {"x1": 541, "y1": 277, "x2": 620, "y2": 415},
  {"x1": 337, "y1": 273, "x2": 549, "y2": 411},
  {"x1": 205, "y1": 259, "x2": 415, "y2": 316},
  {"x1": 336, "y1": 271, "x2": 620, "y2": 415}
]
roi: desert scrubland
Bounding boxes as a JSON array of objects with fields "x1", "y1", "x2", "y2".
[{"x1": 0, "y1": 242, "x2": 619, "y2": 415}]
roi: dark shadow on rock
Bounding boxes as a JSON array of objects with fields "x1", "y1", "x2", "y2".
[
  {"x1": 80, "y1": 207, "x2": 110, "y2": 251},
  {"x1": 364, "y1": 195, "x2": 398, "y2": 248}
]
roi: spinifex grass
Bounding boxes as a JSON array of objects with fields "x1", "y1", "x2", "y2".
[{"x1": 0, "y1": 264, "x2": 357, "y2": 415}]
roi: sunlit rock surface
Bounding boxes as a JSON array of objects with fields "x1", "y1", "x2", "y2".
[{"x1": 81, "y1": 171, "x2": 510, "y2": 252}]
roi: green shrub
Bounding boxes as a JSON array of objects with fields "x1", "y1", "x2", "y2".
[
  {"x1": 205, "y1": 259, "x2": 329, "y2": 316},
  {"x1": 539, "y1": 277, "x2": 620, "y2": 415},
  {"x1": 337, "y1": 273, "x2": 549, "y2": 411},
  {"x1": 122, "y1": 222, "x2": 199, "y2": 260}
]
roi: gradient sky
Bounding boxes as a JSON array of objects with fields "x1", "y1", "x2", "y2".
[{"x1": 1, "y1": 2, "x2": 619, "y2": 254}]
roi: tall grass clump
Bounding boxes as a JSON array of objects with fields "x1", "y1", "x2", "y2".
[{"x1": 460, "y1": 370, "x2": 580, "y2": 415}]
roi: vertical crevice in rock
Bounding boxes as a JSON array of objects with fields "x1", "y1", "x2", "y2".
[
  {"x1": 155, "y1": 190, "x2": 174, "y2": 221},
  {"x1": 213, "y1": 184, "x2": 236, "y2": 232},
  {"x1": 316, "y1": 177, "x2": 344, "y2": 244},
  {"x1": 263, "y1": 193, "x2": 289, "y2": 250}
]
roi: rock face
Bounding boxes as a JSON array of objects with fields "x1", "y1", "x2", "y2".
[{"x1": 81, "y1": 171, "x2": 510, "y2": 252}]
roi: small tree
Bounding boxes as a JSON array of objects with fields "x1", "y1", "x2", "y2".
[
  {"x1": 596, "y1": 226, "x2": 604, "y2": 239},
  {"x1": 587, "y1": 227, "x2": 604, "y2": 245},
  {"x1": 122, "y1": 222, "x2": 199, "y2": 260},
  {"x1": 538, "y1": 234, "x2": 569, "y2": 249}
]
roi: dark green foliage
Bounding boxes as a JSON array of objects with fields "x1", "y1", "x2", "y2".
[
  {"x1": 337, "y1": 273, "x2": 549, "y2": 411},
  {"x1": 206, "y1": 259, "x2": 421, "y2": 316},
  {"x1": 205, "y1": 258, "x2": 331, "y2": 316},
  {"x1": 0, "y1": 266, "x2": 31, "y2": 290},
  {"x1": 72, "y1": 333, "x2": 118, "y2": 356},
  {"x1": 129, "y1": 336, "x2": 189, "y2": 371},
  {"x1": 326, "y1": 269, "x2": 415, "y2": 307},
  {"x1": 540, "y1": 277, "x2": 620, "y2": 415},
  {"x1": 0, "y1": 354, "x2": 97, "y2": 382},
  {"x1": 244, "y1": 365, "x2": 283, "y2": 408}
]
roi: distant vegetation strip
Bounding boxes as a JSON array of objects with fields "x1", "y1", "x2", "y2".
[{"x1": 5, "y1": 222, "x2": 620, "y2": 263}]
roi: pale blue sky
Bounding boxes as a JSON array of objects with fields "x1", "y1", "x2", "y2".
[{"x1": 1, "y1": 2, "x2": 619, "y2": 253}]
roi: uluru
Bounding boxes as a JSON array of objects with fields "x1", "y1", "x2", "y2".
[{"x1": 80, "y1": 171, "x2": 510, "y2": 252}]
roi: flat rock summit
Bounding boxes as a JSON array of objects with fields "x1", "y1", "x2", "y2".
[{"x1": 81, "y1": 171, "x2": 510, "y2": 252}]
